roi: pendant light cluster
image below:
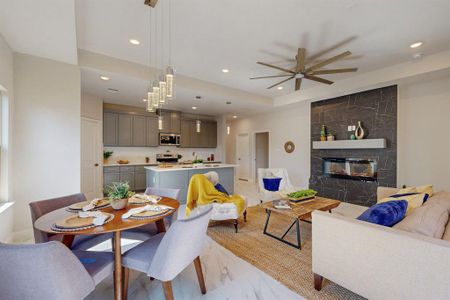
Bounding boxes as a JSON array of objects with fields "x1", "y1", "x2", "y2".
[{"x1": 145, "y1": 0, "x2": 175, "y2": 114}]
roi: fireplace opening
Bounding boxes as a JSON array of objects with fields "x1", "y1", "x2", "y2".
[{"x1": 323, "y1": 157, "x2": 377, "y2": 181}]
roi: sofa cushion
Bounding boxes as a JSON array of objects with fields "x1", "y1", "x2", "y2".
[
  {"x1": 424, "y1": 191, "x2": 450, "y2": 211},
  {"x1": 378, "y1": 193, "x2": 428, "y2": 215},
  {"x1": 357, "y1": 200, "x2": 407, "y2": 227},
  {"x1": 394, "y1": 203, "x2": 449, "y2": 239}
]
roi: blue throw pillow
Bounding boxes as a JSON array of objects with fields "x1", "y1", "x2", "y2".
[
  {"x1": 390, "y1": 192, "x2": 430, "y2": 203},
  {"x1": 263, "y1": 177, "x2": 282, "y2": 192},
  {"x1": 215, "y1": 183, "x2": 229, "y2": 195},
  {"x1": 357, "y1": 200, "x2": 408, "y2": 227}
]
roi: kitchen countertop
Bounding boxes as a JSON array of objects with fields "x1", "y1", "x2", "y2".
[
  {"x1": 145, "y1": 164, "x2": 237, "y2": 172},
  {"x1": 103, "y1": 161, "x2": 222, "y2": 167}
]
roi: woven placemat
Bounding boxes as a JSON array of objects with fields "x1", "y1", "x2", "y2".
[
  {"x1": 67, "y1": 199, "x2": 110, "y2": 212},
  {"x1": 129, "y1": 209, "x2": 171, "y2": 220},
  {"x1": 51, "y1": 214, "x2": 114, "y2": 232}
]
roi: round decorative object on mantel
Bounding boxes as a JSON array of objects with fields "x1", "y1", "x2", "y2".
[{"x1": 284, "y1": 141, "x2": 295, "y2": 153}]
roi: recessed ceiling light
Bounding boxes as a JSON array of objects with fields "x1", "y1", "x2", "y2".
[
  {"x1": 100, "y1": 75, "x2": 110, "y2": 81},
  {"x1": 195, "y1": 96, "x2": 202, "y2": 100},
  {"x1": 192, "y1": 106, "x2": 197, "y2": 110},
  {"x1": 222, "y1": 69, "x2": 230, "y2": 73},
  {"x1": 107, "y1": 88, "x2": 119, "y2": 93},
  {"x1": 410, "y1": 41, "x2": 423, "y2": 49},
  {"x1": 233, "y1": 115, "x2": 237, "y2": 119},
  {"x1": 226, "y1": 101, "x2": 232, "y2": 105},
  {"x1": 277, "y1": 86, "x2": 283, "y2": 90},
  {"x1": 129, "y1": 39, "x2": 140, "y2": 45},
  {"x1": 143, "y1": 98, "x2": 147, "y2": 102}
]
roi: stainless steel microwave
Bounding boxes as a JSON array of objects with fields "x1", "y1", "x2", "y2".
[{"x1": 159, "y1": 133, "x2": 181, "y2": 146}]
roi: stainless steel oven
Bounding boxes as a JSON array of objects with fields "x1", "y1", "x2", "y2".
[{"x1": 159, "y1": 133, "x2": 181, "y2": 146}]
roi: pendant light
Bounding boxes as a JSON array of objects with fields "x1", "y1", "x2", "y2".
[
  {"x1": 159, "y1": 75, "x2": 167, "y2": 104},
  {"x1": 146, "y1": 5, "x2": 155, "y2": 113},
  {"x1": 158, "y1": 110, "x2": 163, "y2": 130},
  {"x1": 196, "y1": 112, "x2": 201, "y2": 133},
  {"x1": 147, "y1": 91, "x2": 155, "y2": 112},
  {"x1": 165, "y1": 0, "x2": 175, "y2": 100}
]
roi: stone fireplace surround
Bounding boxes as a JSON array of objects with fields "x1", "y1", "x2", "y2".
[{"x1": 309, "y1": 85, "x2": 397, "y2": 207}]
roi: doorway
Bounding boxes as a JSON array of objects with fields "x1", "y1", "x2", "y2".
[
  {"x1": 81, "y1": 117, "x2": 103, "y2": 200},
  {"x1": 236, "y1": 133, "x2": 250, "y2": 181},
  {"x1": 254, "y1": 131, "x2": 269, "y2": 180}
]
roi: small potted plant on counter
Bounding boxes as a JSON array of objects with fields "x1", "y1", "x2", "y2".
[
  {"x1": 192, "y1": 157, "x2": 204, "y2": 168},
  {"x1": 103, "y1": 150, "x2": 113, "y2": 164},
  {"x1": 105, "y1": 181, "x2": 135, "y2": 210},
  {"x1": 145, "y1": 156, "x2": 150, "y2": 163}
]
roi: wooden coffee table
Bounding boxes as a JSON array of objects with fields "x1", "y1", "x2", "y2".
[{"x1": 261, "y1": 197, "x2": 340, "y2": 250}]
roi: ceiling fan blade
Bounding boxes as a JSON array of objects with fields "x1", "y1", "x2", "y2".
[
  {"x1": 295, "y1": 78, "x2": 302, "y2": 91},
  {"x1": 306, "y1": 51, "x2": 352, "y2": 72},
  {"x1": 311, "y1": 68, "x2": 358, "y2": 75},
  {"x1": 250, "y1": 74, "x2": 293, "y2": 80},
  {"x1": 266, "y1": 76, "x2": 295, "y2": 89},
  {"x1": 296, "y1": 48, "x2": 306, "y2": 72},
  {"x1": 257, "y1": 62, "x2": 296, "y2": 74},
  {"x1": 304, "y1": 75, "x2": 334, "y2": 85}
]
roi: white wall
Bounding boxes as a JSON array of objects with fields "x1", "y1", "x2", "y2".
[
  {"x1": 0, "y1": 34, "x2": 14, "y2": 242},
  {"x1": 12, "y1": 53, "x2": 81, "y2": 237},
  {"x1": 227, "y1": 74, "x2": 450, "y2": 193},
  {"x1": 226, "y1": 100, "x2": 310, "y2": 187},
  {"x1": 398, "y1": 76, "x2": 450, "y2": 191}
]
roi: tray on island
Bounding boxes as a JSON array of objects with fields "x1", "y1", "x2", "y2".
[{"x1": 288, "y1": 196, "x2": 316, "y2": 203}]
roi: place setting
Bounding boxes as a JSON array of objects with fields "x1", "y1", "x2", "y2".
[
  {"x1": 51, "y1": 211, "x2": 114, "y2": 232},
  {"x1": 66, "y1": 198, "x2": 110, "y2": 212},
  {"x1": 122, "y1": 204, "x2": 174, "y2": 220},
  {"x1": 128, "y1": 193, "x2": 162, "y2": 205}
]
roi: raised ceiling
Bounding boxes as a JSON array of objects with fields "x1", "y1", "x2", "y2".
[{"x1": 76, "y1": 0, "x2": 450, "y2": 97}]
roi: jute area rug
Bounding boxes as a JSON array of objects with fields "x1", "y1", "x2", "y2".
[{"x1": 207, "y1": 205, "x2": 365, "y2": 300}]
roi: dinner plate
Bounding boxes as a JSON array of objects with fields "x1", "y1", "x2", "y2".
[
  {"x1": 54, "y1": 213, "x2": 113, "y2": 229},
  {"x1": 68, "y1": 199, "x2": 110, "y2": 211},
  {"x1": 130, "y1": 208, "x2": 170, "y2": 219}
]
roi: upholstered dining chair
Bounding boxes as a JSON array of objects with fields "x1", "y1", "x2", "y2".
[
  {"x1": 121, "y1": 205, "x2": 213, "y2": 300},
  {"x1": 29, "y1": 193, "x2": 152, "y2": 250},
  {"x1": 0, "y1": 241, "x2": 113, "y2": 300}
]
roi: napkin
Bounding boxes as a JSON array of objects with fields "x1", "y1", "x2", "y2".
[
  {"x1": 79, "y1": 211, "x2": 108, "y2": 226},
  {"x1": 82, "y1": 198, "x2": 103, "y2": 211},
  {"x1": 133, "y1": 194, "x2": 160, "y2": 204},
  {"x1": 122, "y1": 204, "x2": 173, "y2": 219}
]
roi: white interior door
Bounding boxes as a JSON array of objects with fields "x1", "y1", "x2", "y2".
[
  {"x1": 81, "y1": 118, "x2": 102, "y2": 200},
  {"x1": 236, "y1": 133, "x2": 250, "y2": 181}
]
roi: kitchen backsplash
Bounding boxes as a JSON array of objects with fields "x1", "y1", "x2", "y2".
[{"x1": 104, "y1": 147, "x2": 219, "y2": 164}]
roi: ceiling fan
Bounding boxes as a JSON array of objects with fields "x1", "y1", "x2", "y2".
[{"x1": 251, "y1": 48, "x2": 358, "y2": 91}]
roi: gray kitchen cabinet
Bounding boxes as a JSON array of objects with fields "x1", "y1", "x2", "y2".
[
  {"x1": 118, "y1": 114, "x2": 133, "y2": 146},
  {"x1": 120, "y1": 172, "x2": 135, "y2": 190},
  {"x1": 180, "y1": 119, "x2": 191, "y2": 147},
  {"x1": 170, "y1": 111, "x2": 181, "y2": 133},
  {"x1": 159, "y1": 111, "x2": 171, "y2": 133},
  {"x1": 103, "y1": 112, "x2": 118, "y2": 146},
  {"x1": 207, "y1": 121, "x2": 217, "y2": 148},
  {"x1": 135, "y1": 166, "x2": 147, "y2": 190},
  {"x1": 132, "y1": 115, "x2": 147, "y2": 147},
  {"x1": 103, "y1": 166, "x2": 120, "y2": 191},
  {"x1": 146, "y1": 116, "x2": 159, "y2": 146},
  {"x1": 190, "y1": 120, "x2": 201, "y2": 147}
]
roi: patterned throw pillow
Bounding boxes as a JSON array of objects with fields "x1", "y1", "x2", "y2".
[
  {"x1": 215, "y1": 183, "x2": 229, "y2": 195},
  {"x1": 379, "y1": 193, "x2": 429, "y2": 215},
  {"x1": 357, "y1": 200, "x2": 408, "y2": 227}
]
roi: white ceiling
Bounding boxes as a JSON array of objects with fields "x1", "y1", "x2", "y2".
[
  {"x1": 81, "y1": 67, "x2": 272, "y2": 116},
  {"x1": 0, "y1": 0, "x2": 78, "y2": 64},
  {"x1": 76, "y1": 0, "x2": 450, "y2": 98}
]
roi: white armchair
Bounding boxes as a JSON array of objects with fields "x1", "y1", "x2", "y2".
[{"x1": 257, "y1": 168, "x2": 299, "y2": 203}]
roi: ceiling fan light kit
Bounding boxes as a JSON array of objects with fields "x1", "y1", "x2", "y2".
[{"x1": 252, "y1": 48, "x2": 358, "y2": 91}]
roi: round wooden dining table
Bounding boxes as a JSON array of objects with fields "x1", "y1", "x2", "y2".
[{"x1": 34, "y1": 197, "x2": 180, "y2": 300}]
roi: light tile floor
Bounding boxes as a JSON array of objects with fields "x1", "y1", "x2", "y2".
[{"x1": 88, "y1": 181, "x2": 364, "y2": 299}]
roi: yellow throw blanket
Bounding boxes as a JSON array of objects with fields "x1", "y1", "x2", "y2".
[{"x1": 186, "y1": 174, "x2": 246, "y2": 216}]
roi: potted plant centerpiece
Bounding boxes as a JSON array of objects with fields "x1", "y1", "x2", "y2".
[{"x1": 105, "y1": 182, "x2": 135, "y2": 210}]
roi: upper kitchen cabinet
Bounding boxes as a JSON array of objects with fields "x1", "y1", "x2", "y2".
[
  {"x1": 180, "y1": 119, "x2": 191, "y2": 147},
  {"x1": 118, "y1": 114, "x2": 133, "y2": 146},
  {"x1": 104, "y1": 112, "x2": 118, "y2": 146},
  {"x1": 158, "y1": 110, "x2": 181, "y2": 133},
  {"x1": 179, "y1": 118, "x2": 217, "y2": 148},
  {"x1": 146, "y1": 116, "x2": 159, "y2": 146},
  {"x1": 132, "y1": 115, "x2": 146, "y2": 147}
]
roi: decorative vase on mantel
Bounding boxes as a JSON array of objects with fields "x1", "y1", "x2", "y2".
[{"x1": 355, "y1": 121, "x2": 366, "y2": 140}]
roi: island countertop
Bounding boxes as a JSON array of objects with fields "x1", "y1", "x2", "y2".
[{"x1": 145, "y1": 164, "x2": 237, "y2": 172}]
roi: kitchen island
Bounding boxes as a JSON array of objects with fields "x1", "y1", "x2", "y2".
[{"x1": 145, "y1": 164, "x2": 236, "y2": 204}]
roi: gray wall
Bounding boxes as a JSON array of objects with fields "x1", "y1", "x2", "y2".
[{"x1": 310, "y1": 85, "x2": 398, "y2": 206}]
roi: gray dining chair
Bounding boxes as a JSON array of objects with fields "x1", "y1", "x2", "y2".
[
  {"x1": 129, "y1": 187, "x2": 182, "y2": 236},
  {"x1": 121, "y1": 205, "x2": 213, "y2": 300},
  {"x1": 30, "y1": 193, "x2": 153, "y2": 250},
  {"x1": 0, "y1": 241, "x2": 113, "y2": 300}
]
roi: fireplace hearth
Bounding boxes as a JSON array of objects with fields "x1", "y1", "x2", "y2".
[{"x1": 323, "y1": 158, "x2": 377, "y2": 181}]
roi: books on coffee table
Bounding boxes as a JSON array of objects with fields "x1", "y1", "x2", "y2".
[{"x1": 272, "y1": 200, "x2": 291, "y2": 210}]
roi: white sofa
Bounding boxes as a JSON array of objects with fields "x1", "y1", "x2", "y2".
[{"x1": 312, "y1": 187, "x2": 450, "y2": 299}]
